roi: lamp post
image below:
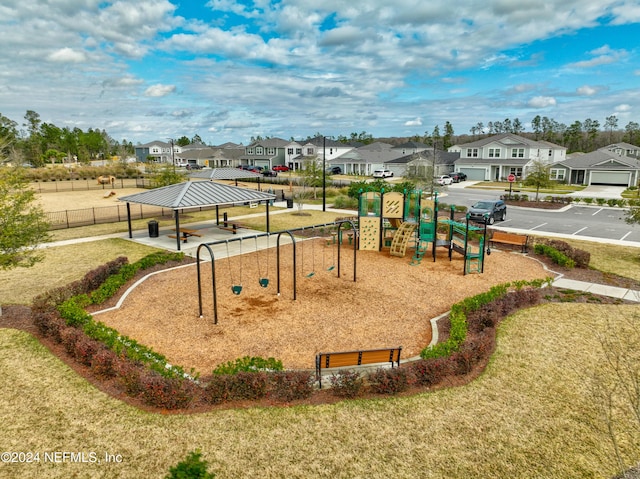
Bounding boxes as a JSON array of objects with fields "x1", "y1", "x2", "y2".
[
  {"x1": 322, "y1": 136, "x2": 327, "y2": 212},
  {"x1": 168, "y1": 138, "x2": 176, "y2": 173}
]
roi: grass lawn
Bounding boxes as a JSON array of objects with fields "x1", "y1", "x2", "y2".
[
  {"x1": 0, "y1": 304, "x2": 637, "y2": 478},
  {"x1": 1, "y1": 189, "x2": 639, "y2": 477},
  {"x1": 467, "y1": 181, "x2": 585, "y2": 195}
]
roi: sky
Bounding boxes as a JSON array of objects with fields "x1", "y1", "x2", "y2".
[{"x1": 1, "y1": 0, "x2": 640, "y2": 146}]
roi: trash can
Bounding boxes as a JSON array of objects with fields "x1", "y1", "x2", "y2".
[
  {"x1": 148, "y1": 220, "x2": 159, "y2": 238},
  {"x1": 286, "y1": 198, "x2": 294, "y2": 208}
]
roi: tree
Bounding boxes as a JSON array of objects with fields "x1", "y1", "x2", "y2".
[
  {"x1": 176, "y1": 136, "x2": 190, "y2": 147},
  {"x1": 512, "y1": 118, "x2": 524, "y2": 134},
  {"x1": 523, "y1": 160, "x2": 552, "y2": 201},
  {"x1": 624, "y1": 122, "x2": 640, "y2": 145},
  {"x1": 147, "y1": 163, "x2": 187, "y2": 188},
  {"x1": 605, "y1": 115, "x2": 619, "y2": 143},
  {"x1": 0, "y1": 166, "x2": 51, "y2": 270},
  {"x1": 300, "y1": 157, "x2": 324, "y2": 199},
  {"x1": 443, "y1": 121, "x2": 455, "y2": 149},
  {"x1": 531, "y1": 115, "x2": 542, "y2": 140}
]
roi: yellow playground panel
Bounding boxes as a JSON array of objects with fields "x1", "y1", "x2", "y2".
[{"x1": 359, "y1": 216, "x2": 381, "y2": 251}]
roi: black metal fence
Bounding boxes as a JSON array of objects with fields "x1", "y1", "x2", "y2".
[
  {"x1": 30, "y1": 177, "x2": 142, "y2": 193},
  {"x1": 45, "y1": 204, "x2": 181, "y2": 230}
]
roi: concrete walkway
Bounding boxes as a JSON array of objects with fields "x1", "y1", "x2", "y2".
[{"x1": 552, "y1": 277, "x2": 640, "y2": 302}]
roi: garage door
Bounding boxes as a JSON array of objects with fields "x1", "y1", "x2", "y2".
[
  {"x1": 589, "y1": 171, "x2": 631, "y2": 186},
  {"x1": 459, "y1": 168, "x2": 486, "y2": 181}
]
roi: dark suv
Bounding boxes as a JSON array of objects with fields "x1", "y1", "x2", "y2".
[
  {"x1": 468, "y1": 199, "x2": 506, "y2": 224},
  {"x1": 449, "y1": 171, "x2": 467, "y2": 183}
]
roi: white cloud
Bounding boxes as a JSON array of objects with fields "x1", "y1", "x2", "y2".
[
  {"x1": 528, "y1": 96, "x2": 557, "y2": 108},
  {"x1": 144, "y1": 84, "x2": 176, "y2": 97},
  {"x1": 404, "y1": 118, "x2": 422, "y2": 127},
  {"x1": 47, "y1": 47, "x2": 87, "y2": 63},
  {"x1": 577, "y1": 85, "x2": 597, "y2": 96},
  {"x1": 615, "y1": 104, "x2": 631, "y2": 113}
]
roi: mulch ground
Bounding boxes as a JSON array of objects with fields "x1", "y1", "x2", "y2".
[{"x1": 1, "y1": 241, "x2": 638, "y2": 412}]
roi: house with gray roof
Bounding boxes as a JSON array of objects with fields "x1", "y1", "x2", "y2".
[
  {"x1": 330, "y1": 142, "x2": 406, "y2": 176},
  {"x1": 449, "y1": 133, "x2": 567, "y2": 181},
  {"x1": 599, "y1": 142, "x2": 640, "y2": 159},
  {"x1": 385, "y1": 149, "x2": 460, "y2": 178},
  {"x1": 551, "y1": 150, "x2": 640, "y2": 186}
]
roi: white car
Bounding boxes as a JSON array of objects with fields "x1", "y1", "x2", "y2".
[
  {"x1": 373, "y1": 169, "x2": 394, "y2": 178},
  {"x1": 435, "y1": 175, "x2": 453, "y2": 186}
]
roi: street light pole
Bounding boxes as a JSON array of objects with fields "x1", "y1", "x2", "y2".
[{"x1": 322, "y1": 136, "x2": 326, "y2": 212}]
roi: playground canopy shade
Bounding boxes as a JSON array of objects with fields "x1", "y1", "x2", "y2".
[
  {"x1": 188, "y1": 167, "x2": 262, "y2": 180},
  {"x1": 119, "y1": 180, "x2": 276, "y2": 250}
]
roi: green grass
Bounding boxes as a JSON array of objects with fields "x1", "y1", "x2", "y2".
[
  {"x1": 0, "y1": 239, "x2": 163, "y2": 305},
  {"x1": 467, "y1": 181, "x2": 585, "y2": 195},
  {"x1": 0, "y1": 304, "x2": 637, "y2": 478}
]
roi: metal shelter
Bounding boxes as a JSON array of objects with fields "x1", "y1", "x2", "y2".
[{"x1": 119, "y1": 181, "x2": 276, "y2": 251}]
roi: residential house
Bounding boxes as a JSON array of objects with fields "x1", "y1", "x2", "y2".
[
  {"x1": 331, "y1": 142, "x2": 405, "y2": 176},
  {"x1": 551, "y1": 150, "x2": 640, "y2": 186},
  {"x1": 599, "y1": 142, "x2": 640, "y2": 159},
  {"x1": 386, "y1": 145, "x2": 459, "y2": 178},
  {"x1": 176, "y1": 143, "x2": 245, "y2": 168},
  {"x1": 449, "y1": 133, "x2": 567, "y2": 181},
  {"x1": 241, "y1": 138, "x2": 290, "y2": 170},
  {"x1": 134, "y1": 141, "x2": 181, "y2": 164}
]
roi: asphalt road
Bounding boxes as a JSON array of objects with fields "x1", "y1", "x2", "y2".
[{"x1": 441, "y1": 186, "x2": 640, "y2": 246}]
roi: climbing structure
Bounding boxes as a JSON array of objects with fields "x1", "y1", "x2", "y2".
[{"x1": 389, "y1": 222, "x2": 417, "y2": 257}]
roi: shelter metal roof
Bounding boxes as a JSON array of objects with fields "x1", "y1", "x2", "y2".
[
  {"x1": 119, "y1": 180, "x2": 275, "y2": 209},
  {"x1": 188, "y1": 167, "x2": 262, "y2": 180}
]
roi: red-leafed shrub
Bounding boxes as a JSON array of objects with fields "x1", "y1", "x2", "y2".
[
  {"x1": 90, "y1": 348, "x2": 118, "y2": 378},
  {"x1": 115, "y1": 360, "x2": 144, "y2": 396},
  {"x1": 329, "y1": 370, "x2": 364, "y2": 399},
  {"x1": 204, "y1": 375, "x2": 233, "y2": 404},
  {"x1": 139, "y1": 372, "x2": 197, "y2": 410},
  {"x1": 408, "y1": 357, "x2": 452, "y2": 387},
  {"x1": 228, "y1": 372, "x2": 269, "y2": 400},
  {"x1": 33, "y1": 309, "x2": 65, "y2": 342},
  {"x1": 269, "y1": 371, "x2": 314, "y2": 402},
  {"x1": 60, "y1": 327, "x2": 82, "y2": 356},
  {"x1": 367, "y1": 367, "x2": 409, "y2": 395},
  {"x1": 73, "y1": 336, "x2": 100, "y2": 366}
]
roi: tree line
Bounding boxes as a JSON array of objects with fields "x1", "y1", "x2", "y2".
[{"x1": 2, "y1": 109, "x2": 640, "y2": 168}]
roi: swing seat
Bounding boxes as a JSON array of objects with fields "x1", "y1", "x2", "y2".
[
  {"x1": 326, "y1": 265, "x2": 335, "y2": 271},
  {"x1": 231, "y1": 285, "x2": 243, "y2": 295},
  {"x1": 259, "y1": 278, "x2": 269, "y2": 288},
  {"x1": 306, "y1": 272, "x2": 315, "y2": 278}
]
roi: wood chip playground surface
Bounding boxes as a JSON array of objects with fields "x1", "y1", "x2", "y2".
[{"x1": 92, "y1": 241, "x2": 549, "y2": 373}]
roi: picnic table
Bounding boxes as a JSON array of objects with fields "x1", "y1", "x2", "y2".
[{"x1": 168, "y1": 228, "x2": 202, "y2": 243}]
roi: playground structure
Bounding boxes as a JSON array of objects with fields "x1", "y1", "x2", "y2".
[
  {"x1": 195, "y1": 219, "x2": 358, "y2": 324},
  {"x1": 358, "y1": 189, "x2": 488, "y2": 275}
]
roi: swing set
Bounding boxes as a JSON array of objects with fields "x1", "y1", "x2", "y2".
[{"x1": 195, "y1": 219, "x2": 358, "y2": 324}]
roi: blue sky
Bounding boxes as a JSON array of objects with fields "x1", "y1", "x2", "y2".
[{"x1": 1, "y1": 0, "x2": 639, "y2": 145}]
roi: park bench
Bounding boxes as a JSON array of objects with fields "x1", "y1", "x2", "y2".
[
  {"x1": 489, "y1": 230, "x2": 528, "y2": 253},
  {"x1": 218, "y1": 223, "x2": 242, "y2": 234},
  {"x1": 168, "y1": 228, "x2": 203, "y2": 243},
  {"x1": 315, "y1": 346, "x2": 402, "y2": 388}
]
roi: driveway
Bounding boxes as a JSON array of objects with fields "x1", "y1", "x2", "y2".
[{"x1": 567, "y1": 185, "x2": 626, "y2": 199}]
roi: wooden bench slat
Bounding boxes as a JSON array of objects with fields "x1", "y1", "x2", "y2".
[
  {"x1": 316, "y1": 347, "x2": 402, "y2": 388},
  {"x1": 490, "y1": 231, "x2": 528, "y2": 252}
]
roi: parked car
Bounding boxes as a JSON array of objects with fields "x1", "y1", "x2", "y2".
[
  {"x1": 468, "y1": 199, "x2": 507, "y2": 225},
  {"x1": 186, "y1": 163, "x2": 203, "y2": 170},
  {"x1": 373, "y1": 169, "x2": 393, "y2": 178},
  {"x1": 262, "y1": 170, "x2": 277, "y2": 177},
  {"x1": 449, "y1": 171, "x2": 467, "y2": 182},
  {"x1": 247, "y1": 166, "x2": 263, "y2": 173},
  {"x1": 327, "y1": 166, "x2": 342, "y2": 174},
  {"x1": 435, "y1": 175, "x2": 453, "y2": 186},
  {"x1": 272, "y1": 165, "x2": 290, "y2": 172}
]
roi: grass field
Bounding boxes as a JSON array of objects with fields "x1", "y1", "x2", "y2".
[
  {"x1": 1, "y1": 188, "x2": 639, "y2": 477},
  {"x1": 0, "y1": 304, "x2": 638, "y2": 478}
]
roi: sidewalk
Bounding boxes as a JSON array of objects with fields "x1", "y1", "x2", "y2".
[{"x1": 552, "y1": 277, "x2": 640, "y2": 302}]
